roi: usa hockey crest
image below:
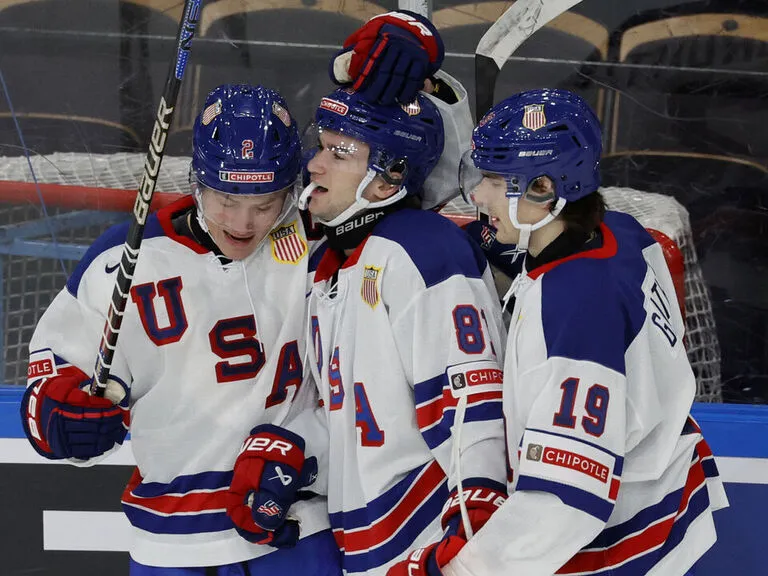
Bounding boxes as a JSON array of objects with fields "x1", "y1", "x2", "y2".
[
  {"x1": 201, "y1": 100, "x2": 222, "y2": 125},
  {"x1": 522, "y1": 104, "x2": 546, "y2": 131},
  {"x1": 269, "y1": 221, "x2": 307, "y2": 264},
  {"x1": 361, "y1": 265, "x2": 381, "y2": 308},
  {"x1": 272, "y1": 101, "x2": 291, "y2": 126},
  {"x1": 401, "y1": 100, "x2": 421, "y2": 116}
]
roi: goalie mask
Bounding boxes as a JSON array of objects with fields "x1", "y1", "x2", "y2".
[
  {"x1": 190, "y1": 84, "x2": 301, "y2": 248},
  {"x1": 299, "y1": 88, "x2": 444, "y2": 227},
  {"x1": 460, "y1": 89, "x2": 602, "y2": 252}
]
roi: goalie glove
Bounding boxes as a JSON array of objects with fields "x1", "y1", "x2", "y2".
[
  {"x1": 387, "y1": 481, "x2": 507, "y2": 576},
  {"x1": 329, "y1": 10, "x2": 444, "y2": 106},
  {"x1": 20, "y1": 367, "x2": 129, "y2": 461},
  {"x1": 225, "y1": 424, "x2": 318, "y2": 548}
]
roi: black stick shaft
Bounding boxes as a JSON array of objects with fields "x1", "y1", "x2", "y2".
[{"x1": 90, "y1": 0, "x2": 203, "y2": 396}]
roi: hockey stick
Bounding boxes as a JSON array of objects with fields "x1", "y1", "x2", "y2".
[
  {"x1": 90, "y1": 0, "x2": 203, "y2": 397},
  {"x1": 473, "y1": 0, "x2": 583, "y2": 227},
  {"x1": 475, "y1": 0, "x2": 584, "y2": 121},
  {"x1": 449, "y1": 2, "x2": 587, "y2": 538}
]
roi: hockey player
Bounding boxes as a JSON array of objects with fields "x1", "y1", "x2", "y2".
[
  {"x1": 20, "y1": 84, "x2": 340, "y2": 575},
  {"x1": 424, "y1": 89, "x2": 727, "y2": 576},
  {"x1": 292, "y1": 80, "x2": 508, "y2": 574}
]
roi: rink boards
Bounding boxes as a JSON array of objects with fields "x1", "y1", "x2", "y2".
[{"x1": 1, "y1": 386, "x2": 766, "y2": 575}]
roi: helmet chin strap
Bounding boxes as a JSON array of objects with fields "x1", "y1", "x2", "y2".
[
  {"x1": 299, "y1": 168, "x2": 408, "y2": 228},
  {"x1": 508, "y1": 196, "x2": 567, "y2": 253},
  {"x1": 193, "y1": 185, "x2": 211, "y2": 234}
]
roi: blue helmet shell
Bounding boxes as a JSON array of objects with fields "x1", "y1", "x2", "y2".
[
  {"x1": 471, "y1": 89, "x2": 602, "y2": 202},
  {"x1": 313, "y1": 88, "x2": 444, "y2": 197},
  {"x1": 192, "y1": 84, "x2": 301, "y2": 195}
]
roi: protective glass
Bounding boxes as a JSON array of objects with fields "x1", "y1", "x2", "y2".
[
  {"x1": 459, "y1": 149, "x2": 556, "y2": 206},
  {"x1": 189, "y1": 175, "x2": 290, "y2": 232},
  {"x1": 301, "y1": 123, "x2": 406, "y2": 186}
]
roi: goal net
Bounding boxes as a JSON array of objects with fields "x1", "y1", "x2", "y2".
[{"x1": 0, "y1": 152, "x2": 721, "y2": 401}]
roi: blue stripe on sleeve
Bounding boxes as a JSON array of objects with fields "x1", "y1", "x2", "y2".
[
  {"x1": 341, "y1": 480, "x2": 448, "y2": 573},
  {"x1": 131, "y1": 470, "x2": 233, "y2": 498},
  {"x1": 122, "y1": 506, "x2": 232, "y2": 535},
  {"x1": 414, "y1": 374, "x2": 444, "y2": 406},
  {"x1": 609, "y1": 484, "x2": 710, "y2": 574},
  {"x1": 515, "y1": 475, "x2": 615, "y2": 522}
]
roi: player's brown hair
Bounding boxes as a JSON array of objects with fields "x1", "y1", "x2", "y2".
[{"x1": 555, "y1": 190, "x2": 606, "y2": 235}]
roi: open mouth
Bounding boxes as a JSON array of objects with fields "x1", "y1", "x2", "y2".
[
  {"x1": 223, "y1": 230, "x2": 255, "y2": 244},
  {"x1": 312, "y1": 184, "x2": 329, "y2": 195}
]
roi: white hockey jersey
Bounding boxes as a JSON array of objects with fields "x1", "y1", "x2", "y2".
[
  {"x1": 307, "y1": 209, "x2": 508, "y2": 575},
  {"x1": 444, "y1": 211, "x2": 728, "y2": 576},
  {"x1": 26, "y1": 196, "x2": 330, "y2": 568}
]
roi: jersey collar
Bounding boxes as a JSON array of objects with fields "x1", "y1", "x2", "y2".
[
  {"x1": 314, "y1": 237, "x2": 369, "y2": 283},
  {"x1": 527, "y1": 222, "x2": 617, "y2": 280}
]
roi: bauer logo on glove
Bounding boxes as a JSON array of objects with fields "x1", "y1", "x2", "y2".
[{"x1": 226, "y1": 424, "x2": 318, "y2": 548}]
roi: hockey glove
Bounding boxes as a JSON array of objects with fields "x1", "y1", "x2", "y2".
[
  {"x1": 330, "y1": 10, "x2": 444, "y2": 105},
  {"x1": 226, "y1": 424, "x2": 318, "y2": 548},
  {"x1": 20, "y1": 368, "x2": 129, "y2": 461},
  {"x1": 387, "y1": 481, "x2": 507, "y2": 576}
]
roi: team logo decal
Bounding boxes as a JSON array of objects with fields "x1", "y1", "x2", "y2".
[
  {"x1": 272, "y1": 101, "x2": 291, "y2": 126},
  {"x1": 361, "y1": 265, "x2": 382, "y2": 309},
  {"x1": 269, "y1": 221, "x2": 307, "y2": 264},
  {"x1": 450, "y1": 372, "x2": 466, "y2": 390},
  {"x1": 526, "y1": 443, "x2": 543, "y2": 462},
  {"x1": 401, "y1": 100, "x2": 421, "y2": 116},
  {"x1": 201, "y1": 100, "x2": 222, "y2": 125},
  {"x1": 320, "y1": 98, "x2": 349, "y2": 116},
  {"x1": 522, "y1": 104, "x2": 547, "y2": 131}
]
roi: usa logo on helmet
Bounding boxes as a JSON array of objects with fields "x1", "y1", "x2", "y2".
[
  {"x1": 201, "y1": 100, "x2": 222, "y2": 125},
  {"x1": 522, "y1": 104, "x2": 547, "y2": 131}
]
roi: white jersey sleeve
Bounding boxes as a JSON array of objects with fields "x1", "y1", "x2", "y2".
[{"x1": 445, "y1": 211, "x2": 726, "y2": 576}]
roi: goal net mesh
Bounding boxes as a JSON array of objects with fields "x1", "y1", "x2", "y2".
[{"x1": 0, "y1": 152, "x2": 721, "y2": 401}]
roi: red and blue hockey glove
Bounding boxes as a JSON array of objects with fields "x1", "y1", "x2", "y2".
[
  {"x1": 20, "y1": 369, "x2": 129, "y2": 461},
  {"x1": 330, "y1": 10, "x2": 444, "y2": 105},
  {"x1": 226, "y1": 424, "x2": 318, "y2": 548},
  {"x1": 387, "y1": 481, "x2": 507, "y2": 576}
]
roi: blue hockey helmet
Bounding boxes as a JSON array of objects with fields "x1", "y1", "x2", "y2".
[
  {"x1": 299, "y1": 88, "x2": 444, "y2": 224},
  {"x1": 462, "y1": 89, "x2": 602, "y2": 204},
  {"x1": 191, "y1": 84, "x2": 301, "y2": 195}
]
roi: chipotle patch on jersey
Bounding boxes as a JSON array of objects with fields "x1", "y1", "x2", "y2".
[
  {"x1": 446, "y1": 360, "x2": 503, "y2": 398},
  {"x1": 269, "y1": 220, "x2": 307, "y2": 264},
  {"x1": 27, "y1": 348, "x2": 58, "y2": 384}
]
